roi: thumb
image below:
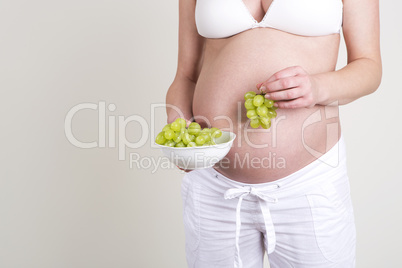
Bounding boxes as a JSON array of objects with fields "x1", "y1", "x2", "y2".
[{"x1": 185, "y1": 119, "x2": 192, "y2": 127}]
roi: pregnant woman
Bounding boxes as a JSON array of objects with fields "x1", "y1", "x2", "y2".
[{"x1": 166, "y1": 0, "x2": 381, "y2": 267}]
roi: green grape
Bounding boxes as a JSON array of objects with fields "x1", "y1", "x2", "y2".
[
  {"x1": 250, "y1": 118, "x2": 260, "y2": 128},
  {"x1": 198, "y1": 129, "x2": 210, "y2": 137},
  {"x1": 256, "y1": 105, "x2": 268, "y2": 116},
  {"x1": 267, "y1": 109, "x2": 277, "y2": 118},
  {"x1": 189, "y1": 122, "x2": 201, "y2": 128},
  {"x1": 247, "y1": 109, "x2": 258, "y2": 119},
  {"x1": 187, "y1": 142, "x2": 196, "y2": 147},
  {"x1": 188, "y1": 122, "x2": 201, "y2": 129},
  {"x1": 260, "y1": 120, "x2": 271, "y2": 129},
  {"x1": 170, "y1": 121, "x2": 181, "y2": 132},
  {"x1": 253, "y1": 95, "x2": 265, "y2": 107},
  {"x1": 195, "y1": 135, "x2": 206, "y2": 145},
  {"x1": 264, "y1": 99, "x2": 274, "y2": 108},
  {"x1": 182, "y1": 132, "x2": 191, "y2": 145},
  {"x1": 211, "y1": 128, "x2": 222, "y2": 138},
  {"x1": 180, "y1": 127, "x2": 187, "y2": 135},
  {"x1": 175, "y1": 141, "x2": 186, "y2": 147},
  {"x1": 157, "y1": 118, "x2": 224, "y2": 147},
  {"x1": 155, "y1": 132, "x2": 166, "y2": 145},
  {"x1": 245, "y1": 99, "x2": 256, "y2": 110},
  {"x1": 189, "y1": 134, "x2": 195, "y2": 141},
  {"x1": 202, "y1": 134, "x2": 211, "y2": 143},
  {"x1": 162, "y1": 124, "x2": 171, "y2": 132},
  {"x1": 164, "y1": 140, "x2": 176, "y2": 147},
  {"x1": 244, "y1": 91, "x2": 256, "y2": 100},
  {"x1": 259, "y1": 116, "x2": 270, "y2": 126},
  {"x1": 188, "y1": 128, "x2": 200, "y2": 135},
  {"x1": 243, "y1": 90, "x2": 277, "y2": 129},
  {"x1": 164, "y1": 129, "x2": 175, "y2": 140},
  {"x1": 204, "y1": 140, "x2": 216, "y2": 146},
  {"x1": 203, "y1": 141, "x2": 212, "y2": 146},
  {"x1": 176, "y1": 118, "x2": 187, "y2": 128},
  {"x1": 173, "y1": 131, "x2": 182, "y2": 143},
  {"x1": 188, "y1": 122, "x2": 201, "y2": 135}
]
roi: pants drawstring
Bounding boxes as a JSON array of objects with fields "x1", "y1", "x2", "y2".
[{"x1": 224, "y1": 185, "x2": 279, "y2": 268}]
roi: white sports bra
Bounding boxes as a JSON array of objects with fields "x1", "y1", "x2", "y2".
[{"x1": 195, "y1": 0, "x2": 343, "y2": 38}]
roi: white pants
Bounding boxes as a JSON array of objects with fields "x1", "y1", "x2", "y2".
[{"x1": 181, "y1": 136, "x2": 356, "y2": 268}]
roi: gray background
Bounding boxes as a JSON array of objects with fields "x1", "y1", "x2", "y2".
[{"x1": 0, "y1": 0, "x2": 400, "y2": 267}]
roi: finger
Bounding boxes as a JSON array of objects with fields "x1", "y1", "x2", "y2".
[
  {"x1": 265, "y1": 76, "x2": 304, "y2": 92},
  {"x1": 274, "y1": 97, "x2": 310, "y2": 109},
  {"x1": 258, "y1": 66, "x2": 305, "y2": 92},
  {"x1": 185, "y1": 119, "x2": 192, "y2": 127},
  {"x1": 266, "y1": 87, "x2": 306, "y2": 101},
  {"x1": 176, "y1": 166, "x2": 191, "y2": 173},
  {"x1": 266, "y1": 65, "x2": 305, "y2": 82}
]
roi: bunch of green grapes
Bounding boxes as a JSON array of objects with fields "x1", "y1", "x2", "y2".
[
  {"x1": 155, "y1": 118, "x2": 223, "y2": 147},
  {"x1": 244, "y1": 91, "x2": 277, "y2": 129}
]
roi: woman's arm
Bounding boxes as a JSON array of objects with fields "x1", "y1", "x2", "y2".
[
  {"x1": 166, "y1": 0, "x2": 205, "y2": 123},
  {"x1": 258, "y1": 0, "x2": 382, "y2": 108},
  {"x1": 314, "y1": 0, "x2": 382, "y2": 105}
]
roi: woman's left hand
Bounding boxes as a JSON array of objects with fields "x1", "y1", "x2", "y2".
[{"x1": 257, "y1": 66, "x2": 320, "y2": 109}]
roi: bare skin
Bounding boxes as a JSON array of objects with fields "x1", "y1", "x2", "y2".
[{"x1": 166, "y1": 0, "x2": 382, "y2": 183}]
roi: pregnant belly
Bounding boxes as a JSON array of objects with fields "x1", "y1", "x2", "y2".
[{"x1": 192, "y1": 29, "x2": 341, "y2": 183}]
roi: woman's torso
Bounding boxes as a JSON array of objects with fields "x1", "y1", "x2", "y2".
[{"x1": 192, "y1": 0, "x2": 342, "y2": 183}]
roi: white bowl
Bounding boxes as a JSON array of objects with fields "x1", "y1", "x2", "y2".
[{"x1": 155, "y1": 131, "x2": 236, "y2": 170}]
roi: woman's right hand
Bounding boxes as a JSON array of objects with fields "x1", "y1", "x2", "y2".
[
  {"x1": 176, "y1": 166, "x2": 192, "y2": 173},
  {"x1": 165, "y1": 81, "x2": 194, "y2": 173},
  {"x1": 165, "y1": 76, "x2": 196, "y2": 128}
]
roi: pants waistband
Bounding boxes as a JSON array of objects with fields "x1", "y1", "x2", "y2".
[{"x1": 205, "y1": 134, "x2": 347, "y2": 199}]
